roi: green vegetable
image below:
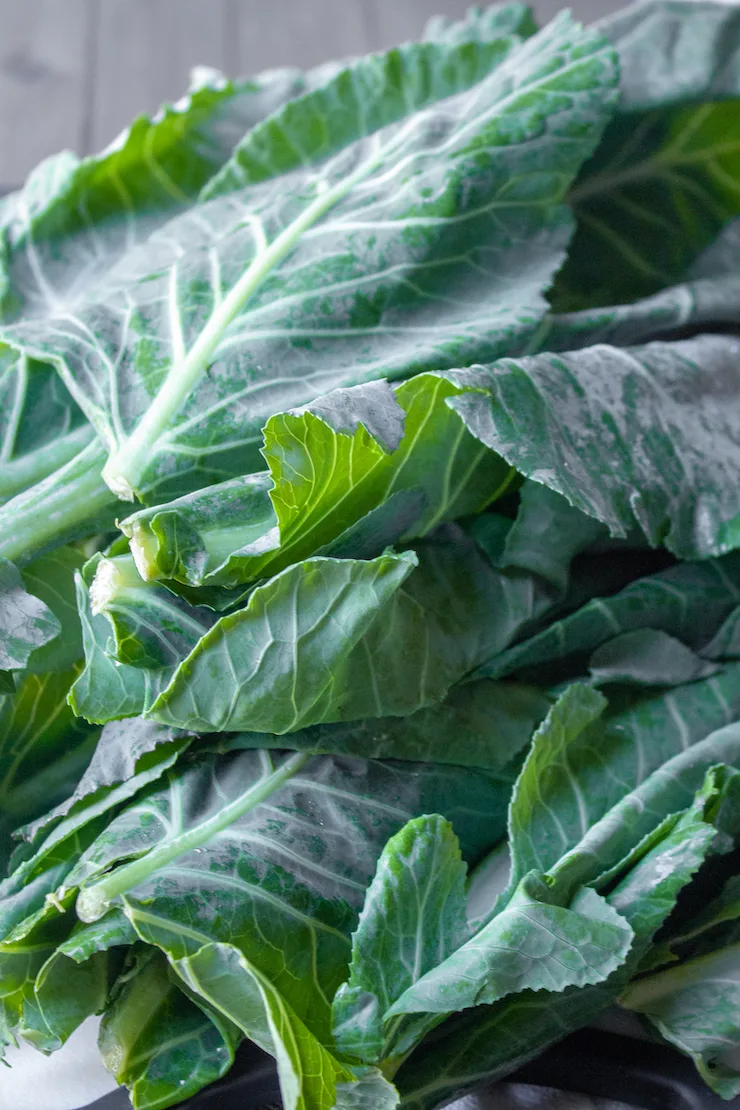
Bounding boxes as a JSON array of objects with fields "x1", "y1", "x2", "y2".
[{"x1": 7, "y1": 3, "x2": 740, "y2": 1107}]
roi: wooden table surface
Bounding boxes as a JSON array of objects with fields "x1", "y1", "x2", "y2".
[{"x1": 0, "y1": 0, "x2": 621, "y2": 187}]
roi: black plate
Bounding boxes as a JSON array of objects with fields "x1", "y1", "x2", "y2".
[{"x1": 83, "y1": 1028, "x2": 738, "y2": 1110}]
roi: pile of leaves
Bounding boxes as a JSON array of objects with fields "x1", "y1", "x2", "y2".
[{"x1": 6, "y1": 1, "x2": 740, "y2": 1106}]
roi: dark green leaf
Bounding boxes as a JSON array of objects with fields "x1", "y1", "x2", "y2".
[
  {"x1": 588, "y1": 629, "x2": 719, "y2": 686},
  {"x1": 621, "y1": 942, "x2": 740, "y2": 1099},
  {"x1": 445, "y1": 335, "x2": 740, "y2": 559},
  {"x1": 98, "y1": 946, "x2": 238, "y2": 1110},
  {"x1": 68, "y1": 751, "x2": 509, "y2": 1044},
  {"x1": 479, "y1": 555, "x2": 740, "y2": 681},
  {"x1": 0, "y1": 17, "x2": 616, "y2": 507},
  {"x1": 395, "y1": 782, "x2": 720, "y2": 1109},
  {"x1": 229, "y1": 678, "x2": 551, "y2": 771},
  {"x1": 332, "y1": 815, "x2": 468, "y2": 1065},
  {"x1": 175, "y1": 942, "x2": 353, "y2": 1110}
]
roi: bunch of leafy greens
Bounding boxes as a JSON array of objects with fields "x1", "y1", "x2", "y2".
[{"x1": 7, "y1": 2, "x2": 740, "y2": 1107}]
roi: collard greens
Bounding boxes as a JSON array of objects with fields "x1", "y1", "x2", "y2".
[{"x1": 6, "y1": 3, "x2": 740, "y2": 1108}]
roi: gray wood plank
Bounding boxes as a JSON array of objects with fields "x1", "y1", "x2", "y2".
[
  {"x1": 233, "y1": 0, "x2": 368, "y2": 74},
  {"x1": 367, "y1": 0, "x2": 471, "y2": 49},
  {"x1": 90, "y1": 0, "x2": 231, "y2": 153},
  {"x1": 0, "y1": 0, "x2": 90, "y2": 186}
]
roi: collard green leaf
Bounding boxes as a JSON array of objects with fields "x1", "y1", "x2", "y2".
[
  {"x1": 553, "y1": 99, "x2": 740, "y2": 309},
  {"x1": 98, "y1": 946, "x2": 238, "y2": 1110},
  {"x1": 495, "y1": 480, "x2": 608, "y2": 596},
  {"x1": 389, "y1": 872, "x2": 632, "y2": 1017},
  {"x1": 204, "y1": 26, "x2": 524, "y2": 198},
  {"x1": 588, "y1": 628, "x2": 719, "y2": 686},
  {"x1": 147, "y1": 550, "x2": 419, "y2": 731},
  {"x1": 19, "y1": 546, "x2": 85, "y2": 674},
  {"x1": 0, "y1": 16, "x2": 617, "y2": 506},
  {"x1": 121, "y1": 374, "x2": 512, "y2": 589},
  {"x1": 95, "y1": 521, "x2": 559, "y2": 734},
  {"x1": 550, "y1": 0, "x2": 740, "y2": 309},
  {"x1": 90, "y1": 555, "x2": 219, "y2": 669},
  {"x1": 621, "y1": 943, "x2": 740, "y2": 1099},
  {"x1": 21, "y1": 910, "x2": 134, "y2": 1052},
  {"x1": 549, "y1": 720, "x2": 740, "y2": 895},
  {"x1": 69, "y1": 555, "x2": 179, "y2": 724},
  {"x1": 395, "y1": 784, "x2": 720, "y2": 1110},
  {"x1": 69, "y1": 751, "x2": 510, "y2": 1045},
  {"x1": 479, "y1": 555, "x2": 740, "y2": 682},
  {"x1": 332, "y1": 815, "x2": 468, "y2": 1065},
  {"x1": 542, "y1": 274, "x2": 740, "y2": 353},
  {"x1": 335, "y1": 1069, "x2": 400, "y2": 1110},
  {"x1": 446, "y1": 334, "x2": 740, "y2": 559},
  {"x1": 505, "y1": 675, "x2": 740, "y2": 899},
  {"x1": 598, "y1": 0, "x2": 740, "y2": 113},
  {"x1": 1, "y1": 67, "x2": 322, "y2": 322},
  {"x1": 229, "y1": 678, "x2": 551, "y2": 771},
  {"x1": 175, "y1": 942, "x2": 353, "y2": 1110}
]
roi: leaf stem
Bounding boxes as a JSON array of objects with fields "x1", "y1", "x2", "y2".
[
  {"x1": 75, "y1": 750, "x2": 311, "y2": 922},
  {"x1": 0, "y1": 440, "x2": 119, "y2": 565}
]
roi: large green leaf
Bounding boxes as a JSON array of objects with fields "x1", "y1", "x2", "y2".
[
  {"x1": 0, "y1": 16, "x2": 616, "y2": 509},
  {"x1": 550, "y1": 0, "x2": 740, "y2": 309},
  {"x1": 21, "y1": 910, "x2": 134, "y2": 1053},
  {"x1": 478, "y1": 554, "x2": 740, "y2": 681},
  {"x1": 0, "y1": 65, "x2": 341, "y2": 565},
  {"x1": 229, "y1": 678, "x2": 551, "y2": 771},
  {"x1": 395, "y1": 781, "x2": 721, "y2": 1109},
  {"x1": 175, "y1": 942, "x2": 354, "y2": 1110},
  {"x1": 101, "y1": 550, "x2": 421, "y2": 730},
  {"x1": 87, "y1": 526, "x2": 549, "y2": 732},
  {"x1": 506, "y1": 680, "x2": 740, "y2": 899},
  {"x1": 621, "y1": 942, "x2": 740, "y2": 1099},
  {"x1": 445, "y1": 334, "x2": 740, "y2": 559},
  {"x1": 598, "y1": 0, "x2": 740, "y2": 113},
  {"x1": 67, "y1": 751, "x2": 510, "y2": 1045},
  {"x1": 332, "y1": 815, "x2": 469, "y2": 1066},
  {"x1": 120, "y1": 373, "x2": 513, "y2": 588},
  {"x1": 389, "y1": 871, "x2": 632, "y2": 1018}
]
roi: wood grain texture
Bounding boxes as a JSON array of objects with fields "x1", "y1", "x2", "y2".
[
  {"x1": 89, "y1": 0, "x2": 231, "y2": 153},
  {"x1": 233, "y1": 0, "x2": 369, "y2": 73},
  {"x1": 366, "y1": 0, "x2": 472, "y2": 49},
  {"x1": 0, "y1": 0, "x2": 90, "y2": 185}
]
